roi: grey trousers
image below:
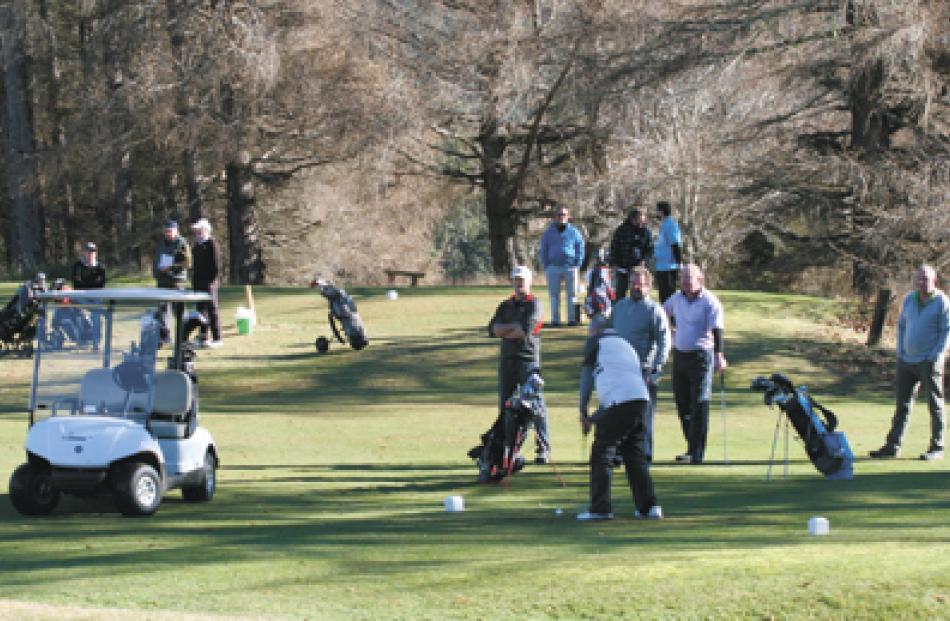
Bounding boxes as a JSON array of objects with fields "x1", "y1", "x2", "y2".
[{"x1": 886, "y1": 359, "x2": 945, "y2": 449}]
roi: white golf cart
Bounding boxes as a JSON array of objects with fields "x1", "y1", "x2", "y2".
[{"x1": 8, "y1": 288, "x2": 218, "y2": 517}]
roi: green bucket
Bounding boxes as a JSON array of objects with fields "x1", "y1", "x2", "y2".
[{"x1": 235, "y1": 307, "x2": 254, "y2": 335}]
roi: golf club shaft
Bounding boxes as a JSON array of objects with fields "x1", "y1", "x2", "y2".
[{"x1": 720, "y1": 371, "x2": 728, "y2": 464}]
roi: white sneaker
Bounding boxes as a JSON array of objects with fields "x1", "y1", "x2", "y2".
[
  {"x1": 207, "y1": 340, "x2": 223, "y2": 349},
  {"x1": 634, "y1": 506, "x2": 663, "y2": 520},
  {"x1": 576, "y1": 511, "x2": 613, "y2": 521},
  {"x1": 674, "y1": 453, "x2": 692, "y2": 463}
]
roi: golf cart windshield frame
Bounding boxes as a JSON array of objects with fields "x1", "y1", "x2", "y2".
[{"x1": 29, "y1": 288, "x2": 210, "y2": 426}]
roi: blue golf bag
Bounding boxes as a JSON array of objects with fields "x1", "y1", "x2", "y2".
[{"x1": 751, "y1": 373, "x2": 854, "y2": 479}]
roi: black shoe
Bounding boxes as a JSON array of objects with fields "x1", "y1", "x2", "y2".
[
  {"x1": 567, "y1": 321, "x2": 578, "y2": 327},
  {"x1": 534, "y1": 450, "x2": 550, "y2": 465},
  {"x1": 920, "y1": 446, "x2": 944, "y2": 461},
  {"x1": 467, "y1": 445, "x2": 483, "y2": 460},
  {"x1": 610, "y1": 455, "x2": 623, "y2": 467},
  {"x1": 869, "y1": 444, "x2": 900, "y2": 459}
]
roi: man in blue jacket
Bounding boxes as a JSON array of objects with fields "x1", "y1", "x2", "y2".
[
  {"x1": 539, "y1": 205, "x2": 585, "y2": 326},
  {"x1": 654, "y1": 201, "x2": 683, "y2": 303},
  {"x1": 870, "y1": 264, "x2": 950, "y2": 461}
]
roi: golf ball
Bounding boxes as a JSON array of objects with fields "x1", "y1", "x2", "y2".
[{"x1": 555, "y1": 507, "x2": 563, "y2": 516}]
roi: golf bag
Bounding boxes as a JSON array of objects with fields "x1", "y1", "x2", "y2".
[
  {"x1": 750, "y1": 372, "x2": 854, "y2": 479},
  {"x1": 0, "y1": 278, "x2": 42, "y2": 356},
  {"x1": 583, "y1": 258, "x2": 614, "y2": 319},
  {"x1": 311, "y1": 278, "x2": 368, "y2": 352},
  {"x1": 469, "y1": 368, "x2": 548, "y2": 483}
]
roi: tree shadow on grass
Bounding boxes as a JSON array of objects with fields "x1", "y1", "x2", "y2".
[{"x1": 0, "y1": 466, "x2": 945, "y2": 584}]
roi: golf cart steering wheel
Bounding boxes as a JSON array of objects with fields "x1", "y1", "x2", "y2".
[{"x1": 112, "y1": 360, "x2": 150, "y2": 393}]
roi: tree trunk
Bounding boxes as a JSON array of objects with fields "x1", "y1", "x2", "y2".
[
  {"x1": 480, "y1": 123, "x2": 519, "y2": 275},
  {"x1": 166, "y1": 0, "x2": 203, "y2": 224},
  {"x1": 1, "y1": 2, "x2": 42, "y2": 273},
  {"x1": 226, "y1": 153, "x2": 265, "y2": 285}
]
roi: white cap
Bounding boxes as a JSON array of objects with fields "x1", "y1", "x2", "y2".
[
  {"x1": 191, "y1": 218, "x2": 212, "y2": 233},
  {"x1": 510, "y1": 265, "x2": 532, "y2": 282}
]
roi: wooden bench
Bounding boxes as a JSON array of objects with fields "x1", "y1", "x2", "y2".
[{"x1": 385, "y1": 269, "x2": 426, "y2": 287}]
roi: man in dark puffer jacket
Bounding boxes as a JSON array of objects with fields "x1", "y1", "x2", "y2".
[{"x1": 609, "y1": 208, "x2": 653, "y2": 299}]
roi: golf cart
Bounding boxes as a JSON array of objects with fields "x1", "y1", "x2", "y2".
[{"x1": 8, "y1": 288, "x2": 219, "y2": 517}]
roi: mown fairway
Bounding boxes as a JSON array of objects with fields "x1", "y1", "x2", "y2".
[{"x1": 0, "y1": 284, "x2": 947, "y2": 620}]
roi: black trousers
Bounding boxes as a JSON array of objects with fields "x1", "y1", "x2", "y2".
[
  {"x1": 589, "y1": 400, "x2": 657, "y2": 514},
  {"x1": 614, "y1": 269, "x2": 630, "y2": 301},
  {"x1": 656, "y1": 269, "x2": 679, "y2": 303},
  {"x1": 195, "y1": 281, "x2": 221, "y2": 341},
  {"x1": 672, "y1": 349, "x2": 713, "y2": 463}
]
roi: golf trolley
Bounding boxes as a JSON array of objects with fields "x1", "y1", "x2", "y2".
[
  {"x1": 0, "y1": 277, "x2": 43, "y2": 357},
  {"x1": 469, "y1": 369, "x2": 549, "y2": 483},
  {"x1": 8, "y1": 288, "x2": 219, "y2": 517},
  {"x1": 750, "y1": 373, "x2": 854, "y2": 480},
  {"x1": 309, "y1": 278, "x2": 368, "y2": 353}
]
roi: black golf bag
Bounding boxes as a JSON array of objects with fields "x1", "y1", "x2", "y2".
[
  {"x1": 751, "y1": 373, "x2": 854, "y2": 479},
  {"x1": 0, "y1": 279, "x2": 42, "y2": 356},
  {"x1": 311, "y1": 278, "x2": 368, "y2": 352},
  {"x1": 469, "y1": 368, "x2": 548, "y2": 483}
]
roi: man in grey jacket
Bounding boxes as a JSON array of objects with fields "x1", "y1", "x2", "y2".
[
  {"x1": 870, "y1": 264, "x2": 950, "y2": 461},
  {"x1": 610, "y1": 267, "x2": 670, "y2": 461}
]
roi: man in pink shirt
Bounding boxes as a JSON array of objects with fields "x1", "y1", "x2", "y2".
[{"x1": 662, "y1": 264, "x2": 728, "y2": 464}]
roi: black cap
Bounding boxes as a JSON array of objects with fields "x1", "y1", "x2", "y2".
[{"x1": 164, "y1": 219, "x2": 179, "y2": 230}]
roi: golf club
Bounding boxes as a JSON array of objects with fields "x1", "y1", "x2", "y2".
[{"x1": 720, "y1": 371, "x2": 728, "y2": 464}]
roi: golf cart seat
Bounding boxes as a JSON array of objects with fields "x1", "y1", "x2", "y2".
[
  {"x1": 149, "y1": 370, "x2": 194, "y2": 439},
  {"x1": 80, "y1": 368, "x2": 149, "y2": 418}
]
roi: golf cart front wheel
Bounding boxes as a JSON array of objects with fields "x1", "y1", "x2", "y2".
[
  {"x1": 315, "y1": 336, "x2": 330, "y2": 353},
  {"x1": 113, "y1": 462, "x2": 162, "y2": 517},
  {"x1": 182, "y1": 451, "x2": 217, "y2": 502},
  {"x1": 9, "y1": 463, "x2": 61, "y2": 516}
]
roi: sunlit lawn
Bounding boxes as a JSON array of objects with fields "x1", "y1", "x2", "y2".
[{"x1": 0, "y1": 282, "x2": 947, "y2": 620}]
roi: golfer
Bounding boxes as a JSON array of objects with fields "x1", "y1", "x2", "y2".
[
  {"x1": 610, "y1": 267, "x2": 670, "y2": 461},
  {"x1": 663, "y1": 264, "x2": 727, "y2": 465},
  {"x1": 486, "y1": 266, "x2": 550, "y2": 465},
  {"x1": 870, "y1": 264, "x2": 950, "y2": 461},
  {"x1": 577, "y1": 317, "x2": 662, "y2": 521}
]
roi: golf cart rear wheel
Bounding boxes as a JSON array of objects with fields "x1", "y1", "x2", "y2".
[
  {"x1": 315, "y1": 336, "x2": 330, "y2": 353},
  {"x1": 9, "y1": 463, "x2": 60, "y2": 516},
  {"x1": 182, "y1": 451, "x2": 216, "y2": 502},
  {"x1": 113, "y1": 462, "x2": 162, "y2": 517}
]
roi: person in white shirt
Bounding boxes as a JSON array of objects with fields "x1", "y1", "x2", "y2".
[{"x1": 576, "y1": 317, "x2": 662, "y2": 521}]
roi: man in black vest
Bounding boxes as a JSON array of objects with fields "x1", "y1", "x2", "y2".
[{"x1": 191, "y1": 218, "x2": 223, "y2": 348}]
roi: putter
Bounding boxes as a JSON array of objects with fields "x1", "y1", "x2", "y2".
[{"x1": 720, "y1": 371, "x2": 728, "y2": 464}]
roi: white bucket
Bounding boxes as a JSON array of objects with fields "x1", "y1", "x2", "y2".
[
  {"x1": 387, "y1": 289, "x2": 398, "y2": 301},
  {"x1": 235, "y1": 306, "x2": 256, "y2": 335},
  {"x1": 808, "y1": 516, "x2": 830, "y2": 536},
  {"x1": 444, "y1": 495, "x2": 464, "y2": 512}
]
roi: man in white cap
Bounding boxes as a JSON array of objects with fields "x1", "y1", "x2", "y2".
[
  {"x1": 191, "y1": 218, "x2": 222, "y2": 347},
  {"x1": 471, "y1": 265, "x2": 550, "y2": 473}
]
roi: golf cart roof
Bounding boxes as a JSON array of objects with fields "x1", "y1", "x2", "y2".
[{"x1": 35, "y1": 288, "x2": 211, "y2": 304}]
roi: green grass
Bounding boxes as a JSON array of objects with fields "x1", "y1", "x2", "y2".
[{"x1": 0, "y1": 284, "x2": 947, "y2": 620}]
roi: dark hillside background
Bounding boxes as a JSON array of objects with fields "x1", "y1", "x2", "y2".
[{"x1": 1, "y1": 1, "x2": 948, "y2": 293}]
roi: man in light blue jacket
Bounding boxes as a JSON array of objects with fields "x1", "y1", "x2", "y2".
[
  {"x1": 871, "y1": 264, "x2": 950, "y2": 461},
  {"x1": 539, "y1": 206, "x2": 585, "y2": 326}
]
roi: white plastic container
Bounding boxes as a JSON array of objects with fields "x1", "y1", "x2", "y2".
[
  {"x1": 387, "y1": 289, "x2": 398, "y2": 301},
  {"x1": 808, "y1": 516, "x2": 830, "y2": 536},
  {"x1": 235, "y1": 306, "x2": 256, "y2": 335},
  {"x1": 444, "y1": 495, "x2": 464, "y2": 512}
]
